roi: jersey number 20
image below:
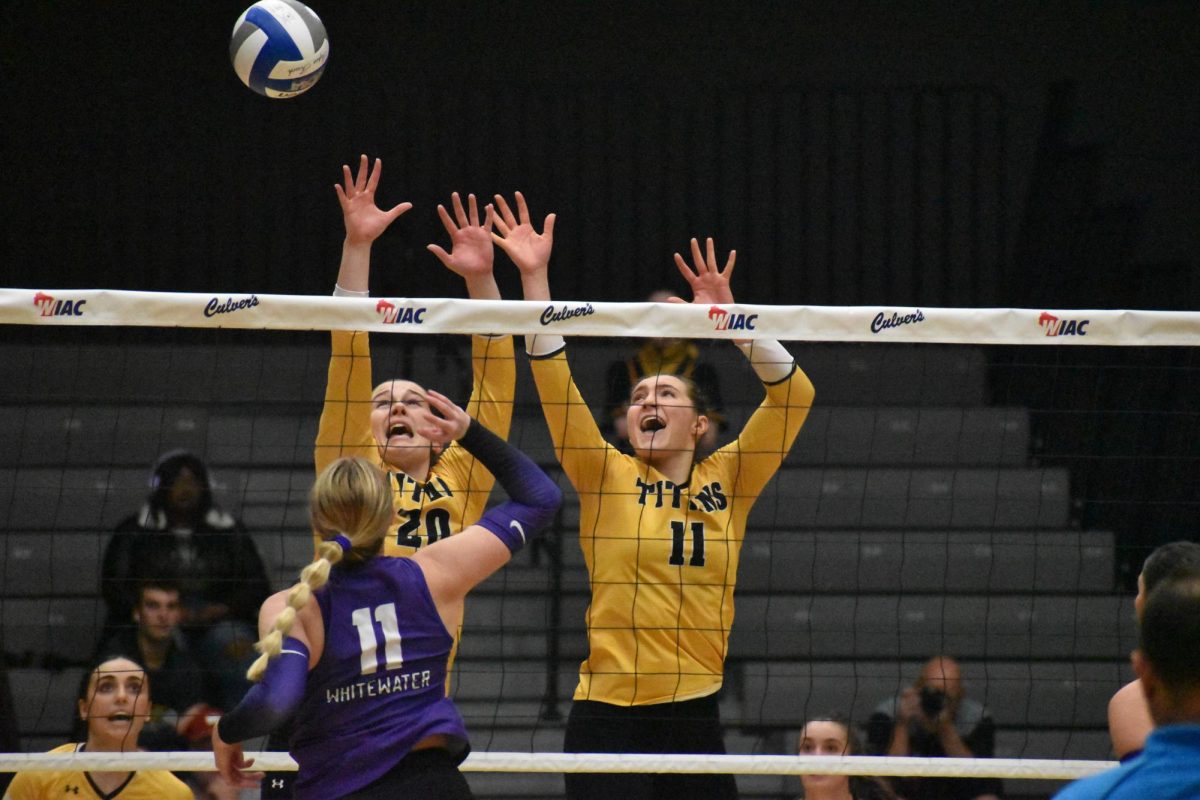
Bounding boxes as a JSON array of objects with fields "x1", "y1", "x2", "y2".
[
  {"x1": 396, "y1": 508, "x2": 452, "y2": 548},
  {"x1": 351, "y1": 603, "x2": 404, "y2": 674}
]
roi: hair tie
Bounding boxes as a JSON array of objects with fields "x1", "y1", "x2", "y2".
[{"x1": 332, "y1": 534, "x2": 352, "y2": 553}]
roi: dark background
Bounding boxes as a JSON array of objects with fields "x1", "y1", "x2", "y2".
[{"x1": 1, "y1": 1, "x2": 1196, "y2": 308}]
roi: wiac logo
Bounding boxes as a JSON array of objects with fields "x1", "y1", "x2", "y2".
[
  {"x1": 1038, "y1": 311, "x2": 1089, "y2": 337},
  {"x1": 376, "y1": 300, "x2": 427, "y2": 325},
  {"x1": 33, "y1": 291, "x2": 86, "y2": 317},
  {"x1": 708, "y1": 305, "x2": 757, "y2": 331}
]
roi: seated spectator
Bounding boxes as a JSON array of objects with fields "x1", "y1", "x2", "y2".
[
  {"x1": 96, "y1": 581, "x2": 238, "y2": 800},
  {"x1": 1108, "y1": 540, "x2": 1200, "y2": 760},
  {"x1": 101, "y1": 449, "x2": 271, "y2": 711},
  {"x1": 96, "y1": 581, "x2": 212, "y2": 751},
  {"x1": 4, "y1": 655, "x2": 191, "y2": 800},
  {"x1": 865, "y1": 655, "x2": 1002, "y2": 800},
  {"x1": 1055, "y1": 575, "x2": 1200, "y2": 799},
  {"x1": 603, "y1": 289, "x2": 728, "y2": 454},
  {"x1": 796, "y1": 714, "x2": 895, "y2": 800}
]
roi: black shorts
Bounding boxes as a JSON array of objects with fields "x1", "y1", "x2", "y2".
[
  {"x1": 343, "y1": 749, "x2": 473, "y2": 800},
  {"x1": 264, "y1": 748, "x2": 473, "y2": 800},
  {"x1": 562, "y1": 692, "x2": 738, "y2": 800}
]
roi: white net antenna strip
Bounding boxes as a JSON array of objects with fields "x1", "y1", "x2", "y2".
[
  {"x1": 3, "y1": 288, "x2": 1199, "y2": 345},
  {"x1": 0, "y1": 752, "x2": 1117, "y2": 780}
]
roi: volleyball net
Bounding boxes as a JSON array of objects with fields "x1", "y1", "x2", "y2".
[{"x1": 2, "y1": 289, "x2": 1198, "y2": 798}]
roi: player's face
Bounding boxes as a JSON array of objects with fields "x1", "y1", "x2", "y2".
[
  {"x1": 627, "y1": 374, "x2": 708, "y2": 465},
  {"x1": 798, "y1": 720, "x2": 852, "y2": 791},
  {"x1": 371, "y1": 380, "x2": 442, "y2": 473},
  {"x1": 79, "y1": 658, "x2": 150, "y2": 750},
  {"x1": 134, "y1": 588, "x2": 181, "y2": 643}
]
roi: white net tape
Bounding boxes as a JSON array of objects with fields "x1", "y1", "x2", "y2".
[
  {"x1": 2, "y1": 288, "x2": 1199, "y2": 344},
  {"x1": 0, "y1": 751, "x2": 1117, "y2": 780}
]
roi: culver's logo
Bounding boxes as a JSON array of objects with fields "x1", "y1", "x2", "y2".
[
  {"x1": 871, "y1": 309, "x2": 925, "y2": 334},
  {"x1": 540, "y1": 303, "x2": 594, "y2": 325},
  {"x1": 33, "y1": 291, "x2": 86, "y2": 317},
  {"x1": 376, "y1": 299, "x2": 426, "y2": 325},
  {"x1": 204, "y1": 295, "x2": 259, "y2": 317},
  {"x1": 1038, "y1": 311, "x2": 1089, "y2": 337},
  {"x1": 708, "y1": 305, "x2": 757, "y2": 331}
]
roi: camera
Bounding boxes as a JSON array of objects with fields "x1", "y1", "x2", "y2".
[{"x1": 919, "y1": 686, "x2": 946, "y2": 717}]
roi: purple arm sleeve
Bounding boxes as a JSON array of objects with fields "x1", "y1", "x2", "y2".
[
  {"x1": 457, "y1": 419, "x2": 562, "y2": 552},
  {"x1": 215, "y1": 637, "x2": 309, "y2": 744}
]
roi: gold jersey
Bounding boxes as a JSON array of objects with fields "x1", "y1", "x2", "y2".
[
  {"x1": 5, "y1": 743, "x2": 192, "y2": 800},
  {"x1": 530, "y1": 348, "x2": 814, "y2": 706},
  {"x1": 314, "y1": 330, "x2": 515, "y2": 556}
]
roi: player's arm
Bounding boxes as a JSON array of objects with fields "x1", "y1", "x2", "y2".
[
  {"x1": 424, "y1": 194, "x2": 517, "y2": 517},
  {"x1": 412, "y1": 394, "x2": 561, "y2": 599},
  {"x1": 212, "y1": 592, "x2": 321, "y2": 786},
  {"x1": 316, "y1": 156, "x2": 413, "y2": 474},
  {"x1": 491, "y1": 193, "x2": 611, "y2": 489},
  {"x1": 672, "y1": 238, "x2": 814, "y2": 497}
]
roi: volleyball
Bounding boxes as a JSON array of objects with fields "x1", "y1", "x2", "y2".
[{"x1": 230, "y1": 0, "x2": 329, "y2": 98}]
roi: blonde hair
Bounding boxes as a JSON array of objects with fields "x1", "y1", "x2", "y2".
[{"x1": 247, "y1": 457, "x2": 394, "y2": 681}]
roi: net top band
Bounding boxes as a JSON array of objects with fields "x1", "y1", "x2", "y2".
[{"x1": 3, "y1": 288, "x2": 1198, "y2": 346}]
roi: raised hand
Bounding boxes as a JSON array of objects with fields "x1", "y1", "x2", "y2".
[
  {"x1": 671, "y1": 237, "x2": 737, "y2": 306},
  {"x1": 414, "y1": 389, "x2": 472, "y2": 445},
  {"x1": 427, "y1": 192, "x2": 495, "y2": 287},
  {"x1": 334, "y1": 155, "x2": 412, "y2": 246},
  {"x1": 491, "y1": 191, "x2": 556, "y2": 277}
]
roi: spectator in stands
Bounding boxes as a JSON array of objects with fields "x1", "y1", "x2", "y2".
[
  {"x1": 1107, "y1": 540, "x2": 1200, "y2": 760},
  {"x1": 96, "y1": 581, "x2": 239, "y2": 799},
  {"x1": 4, "y1": 655, "x2": 191, "y2": 800},
  {"x1": 865, "y1": 655, "x2": 1002, "y2": 800},
  {"x1": 796, "y1": 714, "x2": 895, "y2": 800},
  {"x1": 1055, "y1": 575, "x2": 1200, "y2": 799},
  {"x1": 97, "y1": 580, "x2": 212, "y2": 750},
  {"x1": 603, "y1": 289, "x2": 728, "y2": 454},
  {"x1": 101, "y1": 449, "x2": 271, "y2": 711}
]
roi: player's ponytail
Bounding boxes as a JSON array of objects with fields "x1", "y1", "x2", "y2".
[{"x1": 246, "y1": 457, "x2": 393, "y2": 681}]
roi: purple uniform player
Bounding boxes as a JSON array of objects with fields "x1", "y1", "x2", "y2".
[{"x1": 212, "y1": 389, "x2": 560, "y2": 799}]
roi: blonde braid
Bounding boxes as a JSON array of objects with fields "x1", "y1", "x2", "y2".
[{"x1": 245, "y1": 456, "x2": 392, "y2": 682}]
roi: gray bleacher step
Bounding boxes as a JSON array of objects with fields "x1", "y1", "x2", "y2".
[
  {"x1": 1, "y1": 532, "x2": 108, "y2": 597},
  {"x1": 2, "y1": 597, "x2": 105, "y2": 665},
  {"x1": 728, "y1": 593, "x2": 1138, "y2": 660},
  {"x1": 8, "y1": 667, "x2": 85, "y2": 736},
  {"x1": 737, "y1": 530, "x2": 1115, "y2": 594}
]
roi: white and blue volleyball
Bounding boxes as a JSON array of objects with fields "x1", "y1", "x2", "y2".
[{"x1": 230, "y1": 1, "x2": 328, "y2": 98}]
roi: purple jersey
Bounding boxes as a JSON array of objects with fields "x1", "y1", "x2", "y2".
[{"x1": 289, "y1": 556, "x2": 468, "y2": 799}]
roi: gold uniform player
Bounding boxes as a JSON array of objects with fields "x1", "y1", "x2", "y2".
[
  {"x1": 262, "y1": 156, "x2": 514, "y2": 799},
  {"x1": 5, "y1": 657, "x2": 191, "y2": 800},
  {"x1": 491, "y1": 198, "x2": 815, "y2": 800},
  {"x1": 315, "y1": 155, "x2": 515, "y2": 559}
]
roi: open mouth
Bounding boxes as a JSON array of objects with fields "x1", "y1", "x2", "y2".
[
  {"x1": 640, "y1": 416, "x2": 666, "y2": 433},
  {"x1": 107, "y1": 713, "x2": 133, "y2": 722},
  {"x1": 388, "y1": 423, "x2": 413, "y2": 439}
]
